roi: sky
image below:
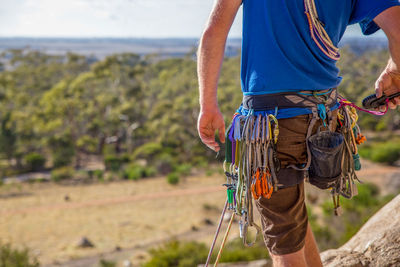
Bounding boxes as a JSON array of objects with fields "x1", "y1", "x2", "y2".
[
  {"x1": 0, "y1": 0, "x2": 243, "y2": 38},
  {"x1": 0, "y1": 0, "x2": 382, "y2": 39}
]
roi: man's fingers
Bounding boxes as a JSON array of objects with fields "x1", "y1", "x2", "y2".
[
  {"x1": 388, "y1": 99, "x2": 397, "y2": 109},
  {"x1": 375, "y1": 80, "x2": 383, "y2": 97},
  {"x1": 199, "y1": 130, "x2": 220, "y2": 152},
  {"x1": 218, "y1": 124, "x2": 225, "y2": 144}
]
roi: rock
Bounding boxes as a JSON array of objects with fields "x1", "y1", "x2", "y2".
[
  {"x1": 191, "y1": 225, "x2": 199, "y2": 231},
  {"x1": 76, "y1": 236, "x2": 95, "y2": 248},
  {"x1": 115, "y1": 245, "x2": 122, "y2": 251},
  {"x1": 321, "y1": 250, "x2": 370, "y2": 267},
  {"x1": 64, "y1": 195, "x2": 70, "y2": 201},
  {"x1": 198, "y1": 259, "x2": 271, "y2": 267},
  {"x1": 203, "y1": 218, "x2": 214, "y2": 225},
  {"x1": 123, "y1": 260, "x2": 132, "y2": 267},
  {"x1": 321, "y1": 195, "x2": 400, "y2": 267}
]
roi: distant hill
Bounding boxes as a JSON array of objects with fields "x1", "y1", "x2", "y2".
[
  {"x1": 0, "y1": 37, "x2": 241, "y2": 59},
  {"x1": 0, "y1": 35, "x2": 387, "y2": 60}
]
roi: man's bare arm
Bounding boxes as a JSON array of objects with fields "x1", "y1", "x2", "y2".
[
  {"x1": 374, "y1": 6, "x2": 400, "y2": 109},
  {"x1": 197, "y1": 0, "x2": 242, "y2": 151}
]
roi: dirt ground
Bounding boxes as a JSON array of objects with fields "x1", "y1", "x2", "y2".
[{"x1": 0, "y1": 159, "x2": 398, "y2": 267}]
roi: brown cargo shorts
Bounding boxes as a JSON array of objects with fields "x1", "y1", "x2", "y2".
[{"x1": 255, "y1": 111, "x2": 337, "y2": 255}]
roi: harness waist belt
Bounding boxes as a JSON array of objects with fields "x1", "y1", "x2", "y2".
[{"x1": 242, "y1": 88, "x2": 338, "y2": 111}]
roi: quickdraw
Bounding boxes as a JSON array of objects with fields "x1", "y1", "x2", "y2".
[{"x1": 205, "y1": 112, "x2": 279, "y2": 267}]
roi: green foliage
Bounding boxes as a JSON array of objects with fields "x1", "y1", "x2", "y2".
[
  {"x1": 143, "y1": 238, "x2": 267, "y2": 267},
  {"x1": 122, "y1": 164, "x2": 157, "y2": 181},
  {"x1": 167, "y1": 173, "x2": 180, "y2": 185},
  {"x1": 359, "y1": 140, "x2": 400, "y2": 165},
  {"x1": 174, "y1": 164, "x2": 192, "y2": 176},
  {"x1": 98, "y1": 259, "x2": 116, "y2": 267},
  {"x1": 133, "y1": 142, "x2": 164, "y2": 160},
  {"x1": 0, "y1": 112, "x2": 17, "y2": 160},
  {"x1": 24, "y1": 153, "x2": 46, "y2": 172},
  {"x1": 0, "y1": 243, "x2": 39, "y2": 267},
  {"x1": 1, "y1": 47, "x2": 398, "y2": 177},
  {"x1": 315, "y1": 183, "x2": 395, "y2": 248},
  {"x1": 51, "y1": 166, "x2": 75, "y2": 182},
  {"x1": 47, "y1": 135, "x2": 75, "y2": 168},
  {"x1": 217, "y1": 236, "x2": 267, "y2": 263},
  {"x1": 104, "y1": 155, "x2": 124, "y2": 172},
  {"x1": 144, "y1": 166, "x2": 157, "y2": 177},
  {"x1": 143, "y1": 241, "x2": 208, "y2": 267},
  {"x1": 93, "y1": 170, "x2": 104, "y2": 180},
  {"x1": 122, "y1": 164, "x2": 143, "y2": 181}
]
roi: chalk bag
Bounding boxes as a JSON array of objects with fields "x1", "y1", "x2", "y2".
[{"x1": 308, "y1": 131, "x2": 344, "y2": 189}]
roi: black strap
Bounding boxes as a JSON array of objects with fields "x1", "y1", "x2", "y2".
[{"x1": 242, "y1": 89, "x2": 338, "y2": 111}]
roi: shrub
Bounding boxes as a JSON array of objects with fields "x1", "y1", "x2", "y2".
[
  {"x1": 104, "y1": 155, "x2": 124, "y2": 172},
  {"x1": 217, "y1": 236, "x2": 267, "y2": 263},
  {"x1": 359, "y1": 141, "x2": 400, "y2": 165},
  {"x1": 122, "y1": 164, "x2": 157, "y2": 181},
  {"x1": 174, "y1": 164, "x2": 192, "y2": 177},
  {"x1": 93, "y1": 170, "x2": 104, "y2": 180},
  {"x1": 133, "y1": 142, "x2": 164, "y2": 160},
  {"x1": 122, "y1": 165, "x2": 143, "y2": 181},
  {"x1": 167, "y1": 173, "x2": 180, "y2": 185},
  {"x1": 320, "y1": 183, "x2": 396, "y2": 247},
  {"x1": 51, "y1": 166, "x2": 74, "y2": 182},
  {"x1": 48, "y1": 135, "x2": 75, "y2": 168},
  {"x1": 0, "y1": 243, "x2": 39, "y2": 267},
  {"x1": 99, "y1": 259, "x2": 116, "y2": 267},
  {"x1": 143, "y1": 166, "x2": 157, "y2": 177},
  {"x1": 369, "y1": 142, "x2": 400, "y2": 165},
  {"x1": 143, "y1": 241, "x2": 208, "y2": 267},
  {"x1": 24, "y1": 153, "x2": 46, "y2": 172}
]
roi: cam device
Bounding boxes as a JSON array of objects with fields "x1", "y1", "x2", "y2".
[{"x1": 362, "y1": 92, "x2": 400, "y2": 109}]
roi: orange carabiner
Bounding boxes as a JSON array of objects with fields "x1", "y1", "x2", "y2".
[
  {"x1": 261, "y1": 172, "x2": 269, "y2": 198},
  {"x1": 251, "y1": 178, "x2": 259, "y2": 200},
  {"x1": 251, "y1": 169, "x2": 262, "y2": 200},
  {"x1": 264, "y1": 170, "x2": 273, "y2": 199}
]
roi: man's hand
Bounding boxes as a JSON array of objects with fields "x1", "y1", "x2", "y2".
[
  {"x1": 374, "y1": 6, "x2": 400, "y2": 110},
  {"x1": 197, "y1": 108, "x2": 225, "y2": 152},
  {"x1": 375, "y1": 62, "x2": 400, "y2": 110}
]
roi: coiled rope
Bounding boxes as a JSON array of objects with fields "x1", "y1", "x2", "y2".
[{"x1": 304, "y1": 0, "x2": 340, "y2": 60}]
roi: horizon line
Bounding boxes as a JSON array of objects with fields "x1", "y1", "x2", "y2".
[{"x1": 0, "y1": 36, "x2": 243, "y2": 40}]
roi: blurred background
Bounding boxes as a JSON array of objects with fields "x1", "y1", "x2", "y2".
[{"x1": 0, "y1": 1, "x2": 399, "y2": 267}]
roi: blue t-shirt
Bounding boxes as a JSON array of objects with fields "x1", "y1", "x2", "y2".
[{"x1": 239, "y1": 0, "x2": 400, "y2": 118}]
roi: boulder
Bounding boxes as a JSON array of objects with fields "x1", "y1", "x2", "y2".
[
  {"x1": 321, "y1": 195, "x2": 400, "y2": 267},
  {"x1": 76, "y1": 236, "x2": 95, "y2": 248}
]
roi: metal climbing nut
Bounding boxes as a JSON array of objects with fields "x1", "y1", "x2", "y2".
[
  {"x1": 334, "y1": 206, "x2": 343, "y2": 216},
  {"x1": 239, "y1": 220, "x2": 244, "y2": 238}
]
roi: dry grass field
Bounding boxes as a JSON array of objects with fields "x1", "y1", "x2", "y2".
[{"x1": 0, "y1": 172, "x2": 232, "y2": 266}]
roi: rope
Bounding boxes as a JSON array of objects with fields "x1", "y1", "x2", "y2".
[
  {"x1": 204, "y1": 199, "x2": 228, "y2": 267},
  {"x1": 213, "y1": 213, "x2": 235, "y2": 267},
  {"x1": 304, "y1": 0, "x2": 340, "y2": 60},
  {"x1": 339, "y1": 97, "x2": 389, "y2": 116}
]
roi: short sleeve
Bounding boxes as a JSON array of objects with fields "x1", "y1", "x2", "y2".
[{"x1": 350, "y1": 0, "x2": 400, "y2": 35}]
